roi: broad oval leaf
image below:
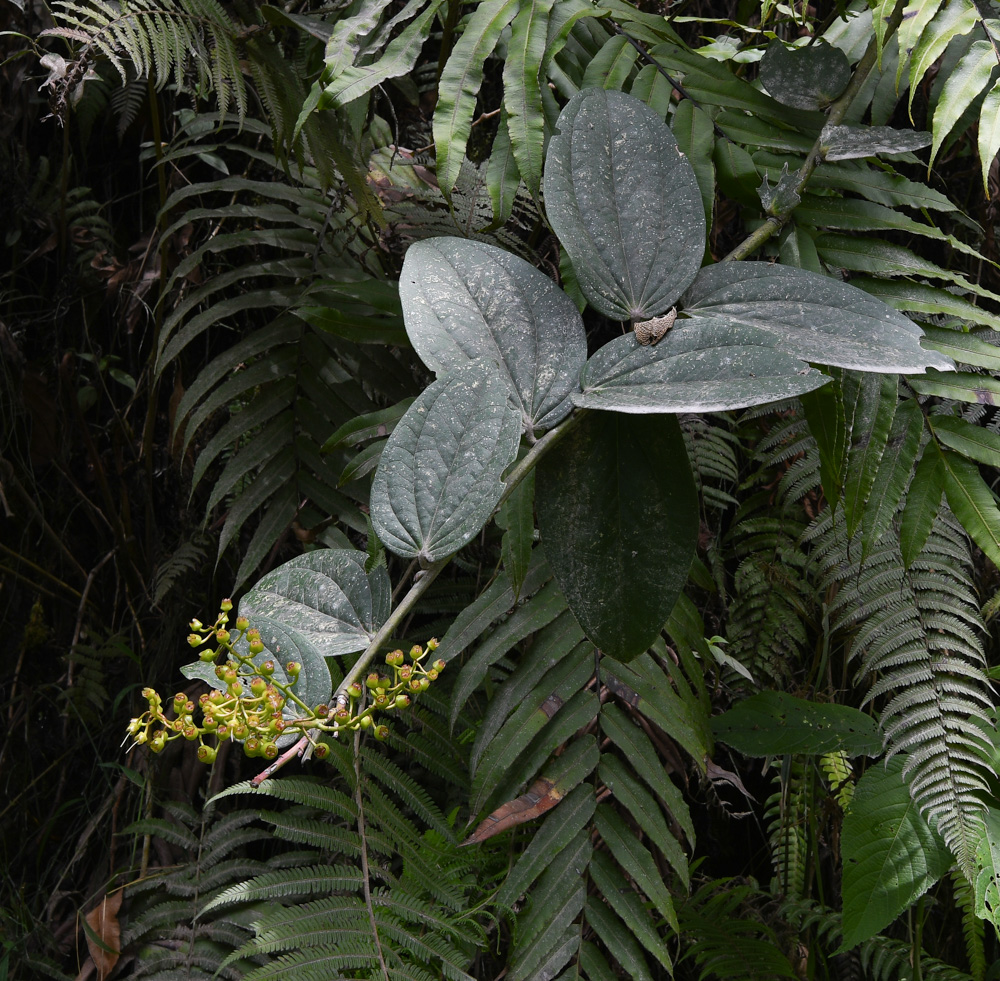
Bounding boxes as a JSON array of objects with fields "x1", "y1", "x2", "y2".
[
  {"x1": 681, "y1": 262, "x2": 954, "y2": 373},
  {"x1": 181, "y1": 549, "x2": 390, "y2": 711},
  {"x1": 543, "y1": 88, "x2": 705, "y2": 321},
  {"x1": 399, "y1": 237, "x2": 587, "y2": 433},
  {"x1": 370, "y1": 359, "x2": 521, "y2": 561},
  {"x1": 840, "y1": 757, "x2": 952, "y2": 951},
  {"x1": 760, "y1": 39, "x2": 851, "y2": 110},
  {"x1": 712, "y1": 692, "x2": 881, "y2": 757},
  {"x1": 572, "y1": 322, "x2": 828, "y2": 413},
  {"x1": 536, "y1": 412, "x2": 698, "y2": 662}
]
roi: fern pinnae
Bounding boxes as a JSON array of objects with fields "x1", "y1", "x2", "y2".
[{"x1": 811, "y1": 506, "x2": 994, "y2": 873}]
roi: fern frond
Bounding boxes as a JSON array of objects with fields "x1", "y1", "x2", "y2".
[{"x1": 810, "y1": 506, "x2": 994, "y2": 873}]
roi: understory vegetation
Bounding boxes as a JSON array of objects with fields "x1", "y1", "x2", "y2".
[{"x1": 8, "y1": 0, "x2": 1000, "y2": 978}]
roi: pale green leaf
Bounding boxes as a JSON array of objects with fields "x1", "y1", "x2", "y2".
[
  {"x1": 900, "y1": 447, "x2": 944, "y2": 568},
  {"x1": 940, "y1": 449, "x2": 1000, "y2": 571},
  {"x1": 980, "y1": 78, "x2": 1000, "y2": 194},
  {"x1": 434, "y1": 0, "x2": 520, "y2": 196},
  {"x1": 369, "y1": 360, "x2": 521, "y2": 561},
  {"x1": 543, "y1": 88, "x2": 705, "y2": 320},
  {"x1": 931, "y1": 40, "x2": 997, "y2": 169},
  {"x1": 931, "y1": 415, "x2": 1000, "y2": 468}
]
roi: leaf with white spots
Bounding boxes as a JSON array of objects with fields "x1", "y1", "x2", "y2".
[
  {"x1": 399, "y1": 238, "x2": 587, "y2": 435},
  {"x1": 543, "y1": 88, "x2": 706, "y2": 321},
  {"x1": 371, "y1": 360, "x2": 521, "y2": 562}
]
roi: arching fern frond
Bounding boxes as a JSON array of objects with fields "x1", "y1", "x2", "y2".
[
  {"x1": 810, "y1": 506, "x2": 995, "y2": 874},
  {"x1": 45, "y1": 0, "x2": 247, "y2": 120}
]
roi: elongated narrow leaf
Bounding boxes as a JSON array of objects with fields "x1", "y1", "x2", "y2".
[
  {"x1": 712, "y1": 692, "x2": 880, "y2": 757},
  {"x1": 980, "y1": 79, "x2": 1000, "y2": 193},
  {"x1": 572, "y1": 322, "x2": 826, "y2": 413},
  {"x1": 370, "y1": 360, "x2": 521, "y2": 561},
  {"x1": 594, "y1": 803, "x2": 677, "y2": 931},
  {"x1": 589, "y1": 850, "x2": 672, "y2": 972},
  {"x1": 940, "y1": 449, "x2": 1000, "y2": 571},
  {"x1": 858, "y1": 277, "x2": 1000, "y2": 331},
  {"x1": 496, "y1": 783, "x2": 596, "y2": 907},
  {"x1": 900, "y1": 447, "x2": 944, "y2": 568},
  {"x1": 931, "y1": 40, "x2": 996, "y2": 169},
  {"x1": 399, "y1": 238, "x2": 587, "y2": 434},
  {"x1": 536, "y1": 412, "x2": 698, "y2": 662},
  {"x1": 434, "y1": 0, "x2": 520, "y2": 196},
  {"x1": 843, "y1": 373, "x2": 898, "y2": 539},
  {"x1": 672, "y1": 99, "x2": 715, "y2": 226},
  {"x1": 821, "y1": 124, "x2": 931, "y2": 160},
  {"x1": 543, "y1": 88, "x2": 705, "y2": 320},
  {"x1": 840, "y1": 757, "x2": 952, "y2": 951},
  {"x1": 498, "y1": 468, "x2": 535, "y2": 598},
  {"x1": 861, "y1": 398, "x2": 924, "y2": 558},
  {"x1": 681, "y1": 262, "x2": 954, "y2": 373},
  {"x1": 503, "y1": 0, "x2": 553, "y2": 198},
  {"x1": 318, "y1": 0, "x2": 446, "y2": 108},
  {"x1": 931, "y1": 416, "x2": 1000, "y2": 468},
  {"x1": 910, "y1": 369, "x2": 1000, "y2": 407},
  {"x1": 920, "y1": 325, "x2": 1000, "y2": 370}
]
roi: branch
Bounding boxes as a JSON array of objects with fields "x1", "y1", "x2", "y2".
[{"x1": 722, "y1": 0, "x2": 907, "y2": 262}]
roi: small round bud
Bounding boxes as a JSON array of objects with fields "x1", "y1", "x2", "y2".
[
  {"x1": 409, "y1": 678, "x2": 422, "y2": 692},
  {"x1": 235, "y1": 616, "x2": 249, "y2": 631},
  {"x1": 135, "y1": 731, "x2": 148, "y2": 744},
  {"x1": 244, "y1": 737, "x2": 261, "y2": 757},
  {"x1": 223, "y1": 667, "x2": 238, "y2": 684},
  {"x1": 216, "y1": 629, "x2": 230, "y2": 644},
  {"x1": 399, "y1": 665, "x2": 412, "y2": 680},
  {"x1": 432, "y1": 659, "x2": 445, "y2": 673},
  {"x1": 173, "y1": 692, "x2": 187, "y2": 707},
  {"x1": 142, "y1": 687, "x2": 155, "y2": 699},
  {"x1": 228, "y1": 683, "x2": 243, "y2": 697},
  {"x1": 417, "y1": 677, "x2": 430, "y2": 691},
  {"x1": 426, "y1": 638, "x2": 439, "y2": 651},
  {"x1": 347, "y1": 682, "x2": 363, "y2": 700},
  {"x1": 313, "y1": 743, "x2": 330, "y2": 760},
  {"x1": 374, "y1": 725, "x2": 390, "y2": 741},
  {"x1": 386, "y1": 650, "x2": 404, "y2": 667},
  {"x1": 314, "y1": 705, "x2": 329, "y2": 717},
  {"x1": 250, "y1": 677, "x2": 267, "y2": 696},
  {"x1": 334, "y1": 708, "x2": 351, "y2": 723},
  {"x1": 220, "y1": 598, "x2": 233, "y2": 612},
  {"x1": 197, "y1": 744, "x2": 217, "y2": 763},
  {"x1": 182, "y1": 726, "x2": 199, "y2": 741},
  {"x1": 359, "y1": 715, "x2": 373, "y2": 729},
  {"x1": 190, "y1": 619, "x2": 204, "y2": 630},
  {"x1": 249, "y1": 639, "x2": 265, "y2": 655},
  {"x1": 188, "y1": 633, "x2": 203, "y2": 648},
  {"x1": 409, "y1": 645, "x2": 423, "y2": 660},
  {"x1": 232, "y1": 723, "x2": 248, "y2": 740},
  {"x1": 215, "y1": 665, "x2": 227, "y2": 680},
  {"x1": 200, "y1": 647, "x2": 218, "y2": 662},
  {"x1": 286, "y1": 661, "x2": 301, "y2": 678},
  {"x1": 395, "y1": 694, "x2": 411, "y2": 709},
  {"x1": 426, "y1": 669, "x2": 439, "y2": 682},
  {"x1": 263, "y1": 742, "x2": 279, "y2": 760},
  {"x1": 366, "y1": 673, "x2": 381, "y2": 690},
  {"x1": 260, "y1": 660, "x2": 275, "y2": 676}
]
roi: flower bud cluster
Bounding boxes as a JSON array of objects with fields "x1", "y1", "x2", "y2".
[{"x1": 125, "y1": 599, "x2": 445, "y2": 764}]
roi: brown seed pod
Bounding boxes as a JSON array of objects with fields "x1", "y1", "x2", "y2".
[{"x1": 633, "y1": 307, "x2": 677, "y2": 345}]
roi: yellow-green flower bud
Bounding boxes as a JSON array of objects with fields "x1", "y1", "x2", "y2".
[
  {"x1": 197, "y1": 744, "x2": 217, "y2": 763},
  {"x1": 235, "y1": 616, "x2": 249, "y2": 632},
  {"x1": 187, "y1": 634, "x2": 203, "y2": 648},
  {"x1": 220, "y1": 598, "x2": 233, "y2": 612}
]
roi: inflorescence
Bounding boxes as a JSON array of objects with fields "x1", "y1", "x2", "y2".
[{"x1": 126, "y1": 599, "x2": 445, "y2": 764}]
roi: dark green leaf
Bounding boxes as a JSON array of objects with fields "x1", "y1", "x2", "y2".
[
  {"x1": 712, "y1": 692, "x2": 881, "y2": 757},
  {"x1": 536, "y1": 412, "x2": 698, "y2": 662},
  {"x1": 840, "y1": 757, "x2": 952, "y2": 950},
  {"x1": 760, "y1": 39, "x2": 850, "y2": 110},
  {"x1": 498, "y1": 468, "x2": 535, "y2": 598},
  {"x1": 899, "y1": 447, "x2": 944, "y2": 568},
  {"x1": 543, "y1": 88, "x2": 705, "y2": 320}
]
